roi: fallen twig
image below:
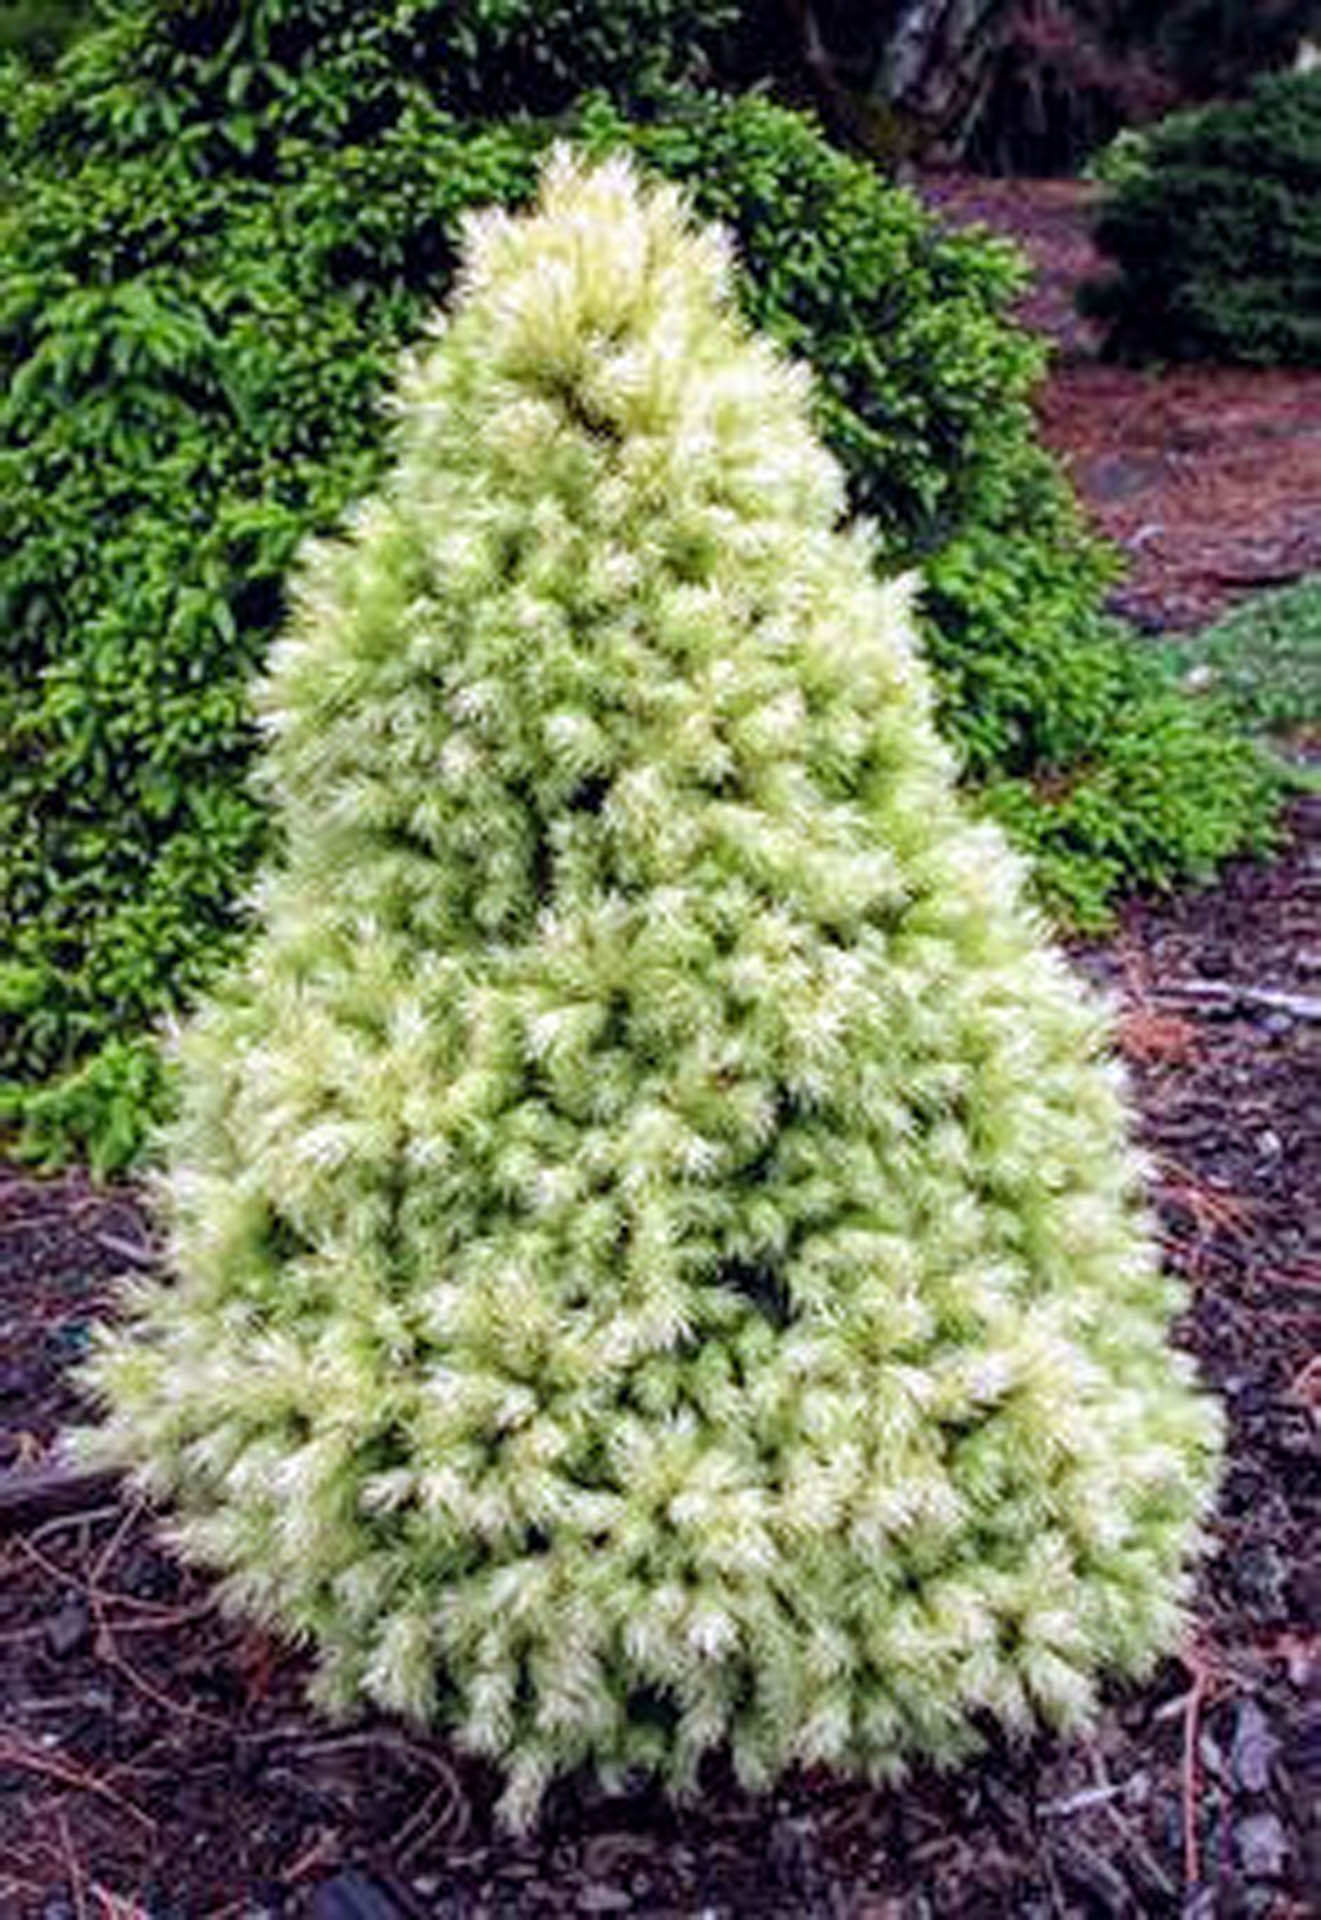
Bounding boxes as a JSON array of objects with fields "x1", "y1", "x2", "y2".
[
  {"x1": 1039, "y1": 1779, "x2": 1127, "y2": 1818},
  {"x1": 0, "y1": 1874, "x2": 46, "y2": 1906},
  {"x1": 1153, "y1": 979, "x2": 1321, "y2": 1022},
  {"x1": 89, "y1": 1497, "x2": 143, "y2": 1587},
  {"x1": 1153, "y1": 1153, "x2": 1254, "y2": 1235},
  {"x1": 0, "y1": 1213, "x2": 73, "y2": 1238},
  {"x1": 0, "y1": 1730, "x2": 155, "y2": 1830},
  {"x1": 1036, "y1": 1837, "x2": 1068, "y2": 1920},
  {"x1": 1180, "y1": 1650, "x2": 1213, "y2": 1891},
  {"x1": 1084, "y1": 1747, "x2": 1176, "y2": 1899},
  {"x1": 92, "y1": 1230, "x2": 161, "y2": 1271},
  {"x1": 1288, "y1": 1354, "x2": 1321, "y2": 1412},
  {"x1": 0, "y1": 1463, "x2": 122, "y2": 1530},
  {"x1": 281, "y1": 1829, "x2": 342, "y2": 1886},
  {"x1": 91, "y1": 1889, "x2": 155, "y2": 1920},
  {"x1": 57, "y1": 1804, "x2": 90, "y2": 1920},
  {"x1": 273, "y1": 1728, "x2": 468, "y2": 1796},
  {"x1": 27, "y1": 1503, "x2": 126, "y2": 1552},
  {"x1": 395, "y1": 1758, "x2": 470, "y2": 1861},
  {"x1": 98, "y1": 1595, "x2": 217, "y2": 1634},
  {"x1": 10, "y1": 1523, "x2": 206, "y2": 1623},
  {"x1": 1208, "y1": 565, "x2": 1307, "y2": 589}
]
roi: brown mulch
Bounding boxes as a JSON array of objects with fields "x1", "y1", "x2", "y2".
[
  {"x1": 920, "y1": 173, "x2": 1321, "y2": 633},
  {"x1": 918, "y1": 174, "x2": 1107, "y2": 356},
  {"x1": 1, "y1": 177, "x2": 1318, "y2": 1917},
  {"x1": 2, "y1": 801, "x2": 1318, "y2": 1916}
]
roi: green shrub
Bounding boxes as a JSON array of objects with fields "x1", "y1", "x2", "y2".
[
  {"x1": 977, "y1": 665, "x2": 1285, "y2": 928},
  {"x1": 0, "y1": 4, "x2": 1278, "y2": 1171},
  {"x1": 1083, "y1": 68, "x2": 1321, "y2": 364},
  {"x1": 1082, "y1": 110, "x2": 1205, "y2": 190},
  {"x1": 81, "y1": 157, "x2": 1221, "y2": 1826},
  {"x1": 51, "y1": 0, "x2": 738, "y2": 146},
  {"x1": 1162, "y1": 574, "x2": 1321, "y2": 753},
  {"x1": 0, "y1": 94, "x2": 547, "y2": 1168},
  {"x1": 0, "y1": 0, "x2": 98, "y2": 66}
]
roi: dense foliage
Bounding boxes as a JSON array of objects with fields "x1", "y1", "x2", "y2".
[
  {"x1": 1165, "y1": 576, "x2": 1321, "y2": 750},
  {"x1": 82, "y1": 158, "x2": 1220, "y2": 1826},
  {"x1": 1083, "y1": 68, "x2": 1321, "y2": 364},
  {"x1": 0, "y1": 0, "x2": 98, "y2": 66},
  {"x1": 0, "y1": 0, "x2": 1277, "y2": 1171}
]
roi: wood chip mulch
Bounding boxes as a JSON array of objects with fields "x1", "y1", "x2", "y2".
[{"x1": 920, "y1": 172, "x2": 1321, "y2": 634}]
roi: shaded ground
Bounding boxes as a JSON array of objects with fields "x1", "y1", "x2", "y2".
[
  {"x1": 922, "y1": 174, "x2": 1321, "y2": 633},
  {"x1": 1, "y1": 802, "x2": 1317, "y2": 1916}
]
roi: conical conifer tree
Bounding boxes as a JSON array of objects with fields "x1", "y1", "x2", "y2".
[{"x1": 83, "y1": 154, "x2": 1221, "y2": 1828}]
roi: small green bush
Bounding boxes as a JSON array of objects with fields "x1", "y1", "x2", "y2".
[
  {"x1": 1082, "y1": 111, "x2": 1205, "y2": 191},
  {"x1": 1083, "y1": 68, "x2": 1321, "y2": 364},
  {"x1": 0, "y1": 3, "x2": 1279, "y2": 1171},
  {"x1": 82, "y1": 157, "x2": 1221, "y2": 1827},
  {"x1": 1163, "y1": 574, "x2": 1321, "y2": 748}
]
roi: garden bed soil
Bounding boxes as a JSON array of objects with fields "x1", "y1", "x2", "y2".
[
  {"x1": 921, "y1": 173, "x2": 1321, "y2": 634},
  {"x1": 1, "y1": 177, "x2": 1318, "y2": 1916}
]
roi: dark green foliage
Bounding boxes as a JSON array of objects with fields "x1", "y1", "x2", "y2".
[
  {"x1": 1083, "y1": 69, "x2": 1321, "y2": 364},
  {"x1": 0, "y1": 0, "x2": 98, "y2": 66},
  {"x1": 978, "y1": 663, "x2": 1282, "y2": 928},
  {"x1": 0, "y1": 5, "x2": 1279, "y2": 1170},
  {"x1": 66, "y1": 0, "x2": 738, "y2": 149},
  {"x1": 1, "y1": 27, "x2": 548, "y2": 1166},
  {"x1": 0, "y1": 1037, "x2": 171, "y2": 1178}
]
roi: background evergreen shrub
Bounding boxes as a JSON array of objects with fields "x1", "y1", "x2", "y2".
[
  {"x1": 1083, "y1": 67, "x2": 1321, "y2": 363},
  {"x1": 83, "y1": 156, "x2": 1221, "y2": 1827},
  {"x1": 0, "y1": 0, "x2": 1278, "y2": 1170}
]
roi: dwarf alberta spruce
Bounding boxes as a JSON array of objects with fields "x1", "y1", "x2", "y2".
[{"x1": 83, "y1": 157, "x2": 1221, "y2": 1828}]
